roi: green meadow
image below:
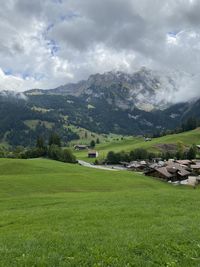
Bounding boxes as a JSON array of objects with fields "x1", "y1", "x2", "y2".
[
  {"x1": 75, "y1": 128, "x2": 200, "y2": 162},
  {"x1": 1, "y1": 158, "x2": 200, "y2": 266}
]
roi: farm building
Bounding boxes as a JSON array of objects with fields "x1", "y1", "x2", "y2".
[
  {"x1": 144, "y1": 137, "x2": 152, "y2": 142},
  {"x1": 127, "y1": 161, "x2": 148, "y2": 172},
  {"x1": 88, "y1": 151, "x2": 99, "y2": 158},
  {"x1": 191, "y1": 164, "x2": 200, "y2": 175},
  {"x1": 145, "y1": 167, "x2": 173, "y2": 180},
  {"x1": 145, "y1": 162, "x2": 191, "y2": 182},
  {"x1": 175, "y1": 160, "x2": 192, "y2": 166},
  {"x1": 74, "y1": 145, "x2": 88, "y2": 151}
]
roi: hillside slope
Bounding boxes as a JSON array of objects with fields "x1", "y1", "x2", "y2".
[
  {"x1": 75, "y1": 128, "x2": 200, "y2": 161},
  {"x1": 1, "y1": 69, "x2": 200, "y2": 147},
  {"x1": 0, "y1": 158, "x2": 200, "y2": 266}
]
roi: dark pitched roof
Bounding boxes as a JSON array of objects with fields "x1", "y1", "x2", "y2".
[
  {"x1": 156, "y1": 167, "x2": 173, "y2": 178},
  {"x1": 191, "y1": 164, "x2": 200, "y2": 169}
]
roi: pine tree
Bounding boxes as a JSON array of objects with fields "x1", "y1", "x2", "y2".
[
  {"x1": 36, "y1": 136, "x2": 45, "y2": 149},
  {"x1": 187, "y1": 144, "x2": 197, "y2": 160},
  {"x1": 90, "y1": 140, "x2": 95, "y2": 148},
  {"x1": 48, "y1": 133, "x2": 61, "y2": 147}
]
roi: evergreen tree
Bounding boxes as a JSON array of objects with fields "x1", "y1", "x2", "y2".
[
  {"x1": 49, "y1": 133, "x2": 61, "y2": 147},
  {"x1": 176, "y1": 141, "x2": 185, "y2": 160},
  {"x1": 187, "y1": 144, "x2": 197, "y2": 160},
  {"x1": 90, "y1": 140, "x2": 95, "y2": 148},
  {"x1": 182, "y1": 117, "x2": 197, "y2": 132},
  {"x1": 36, "y1": 136, "x2": 45, "y2": 149},
  {"x1": 129, "y1": 148, "x2": 148, "y2": 160},
  {"x1": 107, "y1": 151, "x2": 118, "y2": 164}
]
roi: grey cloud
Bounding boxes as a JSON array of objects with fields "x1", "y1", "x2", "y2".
[
  {"x1": 0, "y1": 0, "x2": 199, "y2": 103},
  {"x1": 14, "y1": 0, "x2": 45, "y2": 17}
]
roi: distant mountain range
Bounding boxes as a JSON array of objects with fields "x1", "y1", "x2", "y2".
[
  {"x1": 27, "y1": 68, "x2": 177, "y2": 111},
  {"x1": 0, "y1": 68, "x2": 200, "y2": 147}
]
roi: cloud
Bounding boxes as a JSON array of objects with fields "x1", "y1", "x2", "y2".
[{"x1": 0, "y1": 0, "x2": 199, "y2": 103}]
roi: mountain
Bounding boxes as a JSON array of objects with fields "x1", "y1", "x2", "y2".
[
  {"x1": 0, "y1": 68, "x2": 200, "y2": 147},
  {"x1": 26, "y1": 68, "x2": 177, "y2": 111}
]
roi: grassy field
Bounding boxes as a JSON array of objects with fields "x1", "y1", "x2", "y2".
[
  {"x1": 75, "y1": 128, "x2": 200, "y2": 162},
  {"x1": 1, "y1": 158, "x2": 200, "y2": 266}
]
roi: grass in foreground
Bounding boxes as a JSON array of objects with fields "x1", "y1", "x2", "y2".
[{"x1": 0, "y1": 158, "x2": 200, "y2": 266}]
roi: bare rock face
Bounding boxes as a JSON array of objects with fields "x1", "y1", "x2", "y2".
[{"x1": 26, "y1": 67, "x2": 177, "y2": 111}]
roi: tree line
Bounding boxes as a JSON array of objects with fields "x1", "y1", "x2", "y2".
[
  {"x1": 106, "y1": 144, "x2": 197, "y2": 164},
  {"x1": 153, "y1": 117, "x2": 199, "y2": 138},
  {"x1": 0, "y1": 133, "x2": 77, "y2": 164}
]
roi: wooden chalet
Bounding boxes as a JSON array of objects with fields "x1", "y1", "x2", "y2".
[
  {"x1": 74, "y1": 145, "x2": 88, "y2": 151},
  {"x1": 88, "y1": 151, "x2": 99, "y2": 158},
  {"x1": 191, "y1": 164, "x2": 200, "y2": 175},
  {"x1": 145, "y1": 162, "x2": 191, "y2": 182},
  {"x1": 127, "y1": 161, "x2": 148, "y2": 172}
]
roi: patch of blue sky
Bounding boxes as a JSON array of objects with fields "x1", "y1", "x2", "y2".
[
  {"x1": 21, "y1": 71, "x2": 45, "y2": 81},
  {"x1": 60, "y1": 11, "x2": 80, "y2": 22},
  {"x1": 22, "y1": 72, "x2": 30, "y2": 79},
  {"x1": 3, "y1": 68, "x2": 13, "y2": 75},
  {"x1": 168, "y1": 31, "x2": 180, "y2": 37},
  {"x1": 46, "y1": 23, "x2": 54, "y2": 32},
  {"x1": 47, "y1": 39, "x2": 60, "y2": 56}
]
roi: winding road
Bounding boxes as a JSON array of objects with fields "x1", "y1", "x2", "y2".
[{"x1": 78, "y1": 160, "x2": 118, "y2": 171}]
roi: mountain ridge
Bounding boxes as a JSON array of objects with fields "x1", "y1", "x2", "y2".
[
  {"x1": 25, "y1": 68, "x2": 179, "y2": 112},
  {"x1": 0, "y1": 68, "x2": 200, "y2": 147}
]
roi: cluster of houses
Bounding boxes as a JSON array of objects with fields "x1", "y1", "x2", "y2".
[
  {"x1": 74, "y1": 143, "x2": 200, "y2": 186},
  {"x1": 122, "y1": 159, "x2": 200, "y2": 186},
  {"x1": 74, "y1": 144, "x2": 99, "y2": 158}
]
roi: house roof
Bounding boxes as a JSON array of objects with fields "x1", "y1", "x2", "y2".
[
  {"x1": 167, "y1": 162, "x2": 188, "y2": 170},
  {"x1": 156, "y1": 167, "x2": 173, "y2": 178},
  {"x1": 74, "y1": 145, "x2": 88, "y2": 148},
  {"x1": 155, "y1": 163, "x2": 191, "y2": 179},
  {"x1": 192, "y1": 160, "x2": 200, "y2": 164},
  {"x1": 191, "y1": 164, "x2": 200, "y2": 169},
  {"x1": 166, "y1": 162, "x2": 191, "y2": 176},
  {"x1": 175, "y1": 160, "x2": 191, "y2": 166},
  {"x1": 88, "y1": 150, "x2": 98, "y2": 154},
  {"x1": 128, "y1": 163, "x2": 142, "y2": 168},
  {"x1": 166, "y1": 167, "x2": 178, "y2": 174},
  {"x1": 178, "y1": 169, "x2": 191, "y2": 177}
]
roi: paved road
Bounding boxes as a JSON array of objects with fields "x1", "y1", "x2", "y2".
[{"x1": 78, "y1": 160, "x2": 118, "y2": 171}]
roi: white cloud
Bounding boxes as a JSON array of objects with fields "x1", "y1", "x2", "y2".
[{"x1": 0, "y1": 0, "x2": 199, "y2": 102}]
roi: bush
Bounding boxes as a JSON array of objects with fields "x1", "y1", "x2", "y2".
[
  {"x1": 21, "y1": 147, "x2": 46, "y2": 159},
  {"x1": 62, "y1": 149, "x2": 77, "y2": 163},
  {"x1": 48, "y1": 145, "x2": 62, "y2": 161},
  {"x1": 107, "y1": 151, "x2": 129, "y2": 164},
  {"x1": 129, "y1": 148, "x2": 148, "y2": 161},
  {"x1": 187, "y1": 144, "x2": 197, "y2": 160}
]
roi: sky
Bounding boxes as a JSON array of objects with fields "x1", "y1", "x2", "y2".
[{"x1": 0, "y1": 0, "x2": 200, "y2": 100}]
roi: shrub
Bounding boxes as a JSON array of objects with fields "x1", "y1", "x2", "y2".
[{"x1": 62, "y1": 149, "x2": 77, "y2": 163}]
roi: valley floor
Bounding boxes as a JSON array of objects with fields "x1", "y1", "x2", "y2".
[{"x1": 0, "y1": 158, "x2": 200, "y2": 266}]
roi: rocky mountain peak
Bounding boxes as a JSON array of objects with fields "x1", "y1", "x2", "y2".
[{"x1": 25, "y1": 68, "x2": 177, "y2": 111}]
